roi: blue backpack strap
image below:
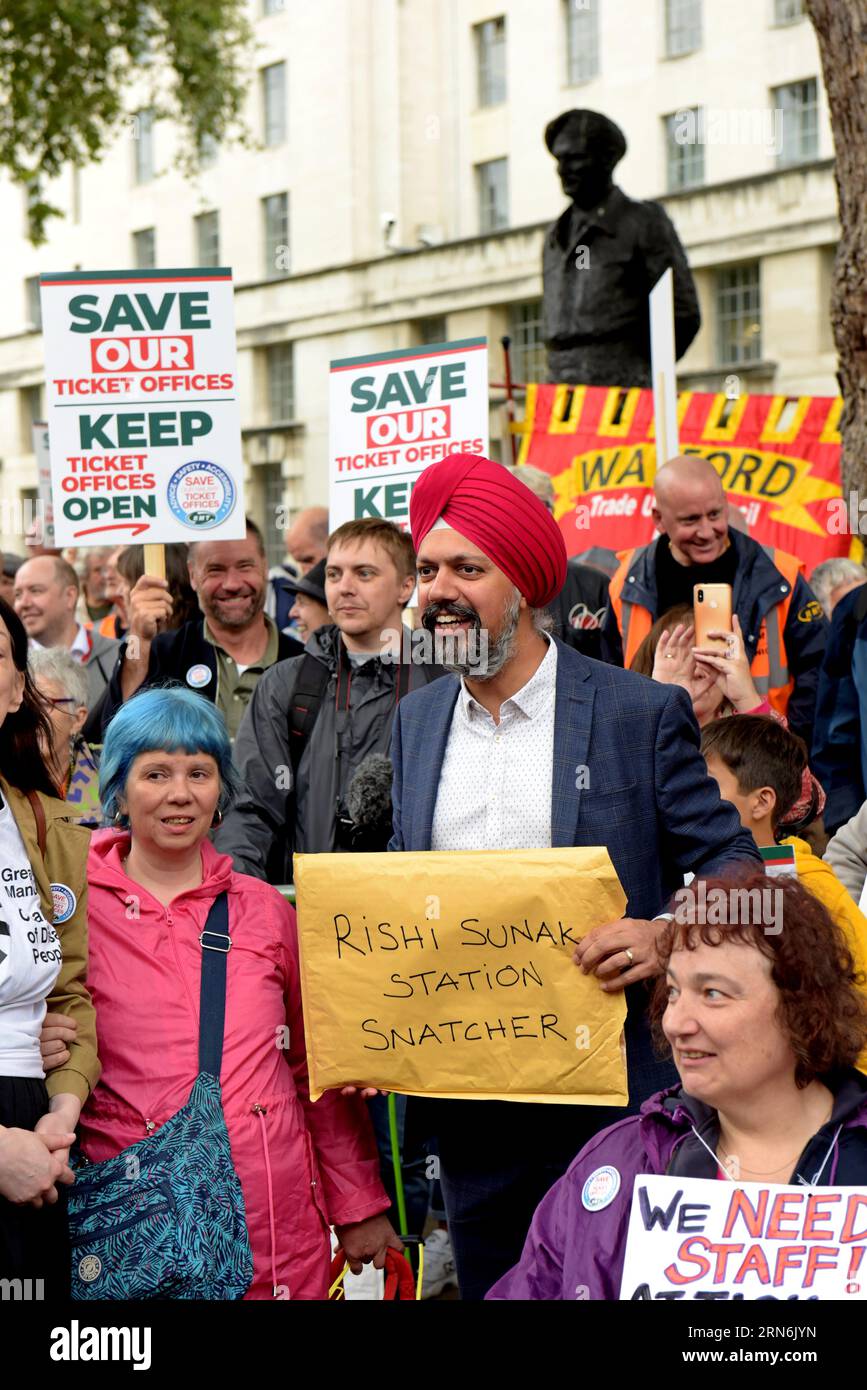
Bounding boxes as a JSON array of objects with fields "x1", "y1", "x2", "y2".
[{"x1": 198, "y1": 892, "x2": 230, "y2": 1078}]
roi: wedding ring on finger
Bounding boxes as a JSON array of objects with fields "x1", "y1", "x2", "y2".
[{"x1": 624, "y1": 948, "x2": 634, "y2": 964}]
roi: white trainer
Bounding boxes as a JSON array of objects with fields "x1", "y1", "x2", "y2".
[{"x1": 421, "y1": 1227, "x2": 458, "y2": 1299}]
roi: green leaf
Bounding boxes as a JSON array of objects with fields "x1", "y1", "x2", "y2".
[{"x1": 0, "y1": 0, "x2": 253, "y2": 243}]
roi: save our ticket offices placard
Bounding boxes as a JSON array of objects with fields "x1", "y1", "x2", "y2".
[
  {"x1": 39, "y1": 268, "x2": 246, "y2": 546},
  {"x1": 329, "y1": 338, "x2": 489, "y2": 529}
]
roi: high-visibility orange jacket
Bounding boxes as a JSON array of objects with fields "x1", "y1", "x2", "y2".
[
  {"x1": 601, "y1": 530, "x2": 827, "y2": 745},
  {"x1": 82, "y1": 612, "x2": 122, "y2": 640}
]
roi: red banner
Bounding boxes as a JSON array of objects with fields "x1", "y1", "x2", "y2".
[{"x1": 516, "y1": 385, "x2": 850, "y2": 575}]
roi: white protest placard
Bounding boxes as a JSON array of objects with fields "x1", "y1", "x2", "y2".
[
  {"x1": 39, "y1": 268, "x2": 245, "y2": 546},
  {"x1": 31, "y1": 420, "x2": 56, "y2": 547},
  {"x1": 329, "y1": 338, "x2": 489, "y2": 529},
  {"x1": 650, "y1": 268, "x2": 679, "y2": 467},
  {"x1": 620, "y1": 1174, "x2": 867, "y2": 1300}
]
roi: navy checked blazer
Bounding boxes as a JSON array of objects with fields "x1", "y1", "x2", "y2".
[{"x1": 388, "y1": 637, "x2": 761, "y2": 921}]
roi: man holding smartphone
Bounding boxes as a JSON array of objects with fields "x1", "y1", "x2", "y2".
[{"x1": 603, "y1": 454, "x2": 827, "y2": 745}]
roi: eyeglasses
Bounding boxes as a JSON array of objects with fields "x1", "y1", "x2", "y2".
[{"x1": 47, "y1": 697, "x2": 78, "y2": 710}]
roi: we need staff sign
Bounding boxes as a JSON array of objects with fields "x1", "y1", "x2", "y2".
[
  {"x1": 620, "y1": 1175, "x2": 867, "y2": 1300},
  {"x1": 329, "y1": 338, "x2": 489, "y2": 529},
  {"x1": 40, "y1": 268, "x2": 245, "y2": 546}
]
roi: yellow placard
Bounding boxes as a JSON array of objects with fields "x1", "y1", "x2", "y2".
[{"x1": 294, "y1": 846, "x2": 629, "y2": 1105}]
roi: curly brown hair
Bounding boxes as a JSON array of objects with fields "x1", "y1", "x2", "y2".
[{"x1": 649, "y1": 869, "x2": 867, "y2": 1089}]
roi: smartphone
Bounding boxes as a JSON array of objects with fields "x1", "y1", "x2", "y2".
[{"x1": 694, "y1": 583, "x2": 733, "y2": 651}]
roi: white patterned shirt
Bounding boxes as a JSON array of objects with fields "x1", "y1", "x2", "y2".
[
  {"x1": 31, "y1": 623, "x2": 90, "y2": 661},
  {"x1": 431, "y1": 637, "x2": 557, "y2": 851},
  {"x1": 0, "y1": 790, "x2": 62, "y2": 1076}
]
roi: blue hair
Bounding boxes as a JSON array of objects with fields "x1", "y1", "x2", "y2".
[{"x1": 100, "y1": 686, "x2": 240, "y2": 824}]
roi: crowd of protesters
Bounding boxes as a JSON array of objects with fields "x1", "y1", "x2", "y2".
[{"x1": 3, "y1": 447, "x2": 867, "y2": 1303}]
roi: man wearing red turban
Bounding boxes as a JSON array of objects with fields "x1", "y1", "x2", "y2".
[
  {"x1": 409, "y1": 451, "x2": 568, "y2": 687},
  {"x1": 387, "y1": 452, "x2": 761, "y2": 1300},
  {"x1": 411, "y1": 451, "x2": 568, "y2": 609}
]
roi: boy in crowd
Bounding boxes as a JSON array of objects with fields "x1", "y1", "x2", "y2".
[{"x1": 701, "y1": 715, "x2": 867, "y2": 997}]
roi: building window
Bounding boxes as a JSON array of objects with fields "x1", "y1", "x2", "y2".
[
  {"x1": 664, "y1": 0, "x2": 702, "y2": 57},
  {"x1": 665, "y1": 109, "x2": 705, "y2": 190},
  {"x1": 260, "y1": 463, "x2": 286, "y2": 569},
  {"x1": 133, "y1": 108, "x2": 155, "y2": 183},
  {"x1": 565, "y1": 0, "x2": 599, "y2": 84},
  {"x1": 475, "y1": 17, "x2": 506, "y2": 106},
  {"x1": 23, "y1": 384, "x2": 44, "y2": 428},
  {"x1": 263, "y1": 0, "x2": 284, "y2": 14},
  {"x1": 263, "y1": 193, "x2": 290, "y2": 278},
  {"x1": 477, "y1": 158, "x2": 509, "y2": 233},
  {"x1": 25, "y1": 275, "x2": 42, "y2": 330},
  {"x1": 261, "y1": 62, "x2": 287, "y2": 146},
  {"x1": 773, "y1": 78, "x2": 818, "y2": 165},
  {"x1": 195, "y1": 211, "x2": 220, "y2": 267},
  {"x1": 414, "y1": 316, "x2": 448, "y2": 346},
  {"x1": 198, "y1": 132, "x2": 219, "y2": 169},
  {"x1": 266, "y1": 342, "x2": 295, "y2": 422},
  {"x1": 509, "y1": 301, "x2": 547, "y2": 384},
  {"x1": 716, "y1": 263, "x2": 762, "y2": 366},
  {"x1": 133, "y1": 7, "x2": 154, "y2": 65},
  {"x1": 132, "y1": 227, "x2": 156, "y2": 270},
  {"x1": 773, "y1": 0, "x2": 804, "y2": 22}
]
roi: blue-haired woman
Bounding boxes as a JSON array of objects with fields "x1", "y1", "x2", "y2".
[{"x1": 58, "y1": 686, "x2": 396, "y2": 1298}]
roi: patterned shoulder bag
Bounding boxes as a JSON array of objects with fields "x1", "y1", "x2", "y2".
[{"x1": 68, "y1": 893, "x2": 253, "y2": 1299}]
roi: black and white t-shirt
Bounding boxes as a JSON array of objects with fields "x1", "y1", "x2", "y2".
[{"x1": 0, "y1": 790, "x2": 62, "y2": 1077}]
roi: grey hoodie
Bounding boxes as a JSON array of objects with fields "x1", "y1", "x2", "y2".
[
  {"x1": 824, "y1": 799, "x2": 867, "y2": 903},
  {"x1": 85, "y1": 629, "x2": 120, "y2": 711},
  {"x1": 215, "y1": 623, "x2": 442, "y2": 878}
]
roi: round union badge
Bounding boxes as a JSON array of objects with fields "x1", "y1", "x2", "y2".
[
  {"x1": 50, "y1": 883, "x2": 77, "y2": 924},
  {"x1": 78, "y1": 1254, "x2": 102, "y2": 1283},
  {"x1": 581, "y1": 1165, "x2": 621, "y2": 1212},
  {"x1": 167, "y1": 460, "x2": 236, "y2": 530},
  {"x1": 186, "y1": 663, "x2": 213, "y2": 690}
]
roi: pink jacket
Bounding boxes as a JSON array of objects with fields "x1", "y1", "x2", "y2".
[{"x1": 79, "y1": 830, "x2": 389, "y2": 1299}]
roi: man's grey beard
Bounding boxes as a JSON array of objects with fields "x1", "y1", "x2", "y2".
[
  {"x1": 203, "y1": 590, "x2": 265, "y2": 630},
  {"x1": 439, "y1": 590, "x2": 522, "y2": 681}
]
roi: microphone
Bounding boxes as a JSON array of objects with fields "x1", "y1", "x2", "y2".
[{"x1": 345, "y1": 754, "x2": 394, "y2": 839}]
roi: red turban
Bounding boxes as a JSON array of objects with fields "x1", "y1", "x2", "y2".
[{"x1": 410, "y1": 452, "x2": 567, "y2": 608}]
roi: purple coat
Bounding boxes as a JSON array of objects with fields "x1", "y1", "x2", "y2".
[{"x1": 487, "y1": 1070, "x2": 867, "y2": 1301}]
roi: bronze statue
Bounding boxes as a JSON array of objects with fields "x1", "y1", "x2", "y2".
[{"x1": 542, "y1": 109, "x2": 700, "y2": 387}]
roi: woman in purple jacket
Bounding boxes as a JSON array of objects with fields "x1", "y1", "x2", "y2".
[{"x1": 488, "y1": 870, "x2": 867, "y2": 1300}]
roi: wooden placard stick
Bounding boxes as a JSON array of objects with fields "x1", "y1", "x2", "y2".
[{"x1": 143, "y1": 543, "x2": 166, "y2": 580}]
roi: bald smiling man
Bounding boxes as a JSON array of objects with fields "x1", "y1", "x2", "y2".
[{"x1": 603, "y1": 455, "x2": 827, "y2": 744}]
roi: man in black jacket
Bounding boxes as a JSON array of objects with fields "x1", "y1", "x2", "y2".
[
  {"x1": 215, "y1": 518, "x2": 442, "y2": 877},
  {"x1": 99, "y1": 518, "x2": 301, "y2": 736}
]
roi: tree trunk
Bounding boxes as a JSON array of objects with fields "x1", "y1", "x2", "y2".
[{"x1": 807, "y1": 0, "x2": 867, "y2": 495}]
